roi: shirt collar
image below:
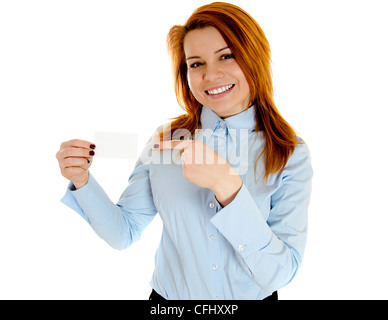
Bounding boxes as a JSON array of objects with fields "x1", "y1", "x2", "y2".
[{"x1": 200, "y1": 105, "x2": 257, "y2": 132}]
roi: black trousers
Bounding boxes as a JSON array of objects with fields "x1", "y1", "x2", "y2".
[{"x1": 149, "y1": 289, "x2": 278, "y2": 301}]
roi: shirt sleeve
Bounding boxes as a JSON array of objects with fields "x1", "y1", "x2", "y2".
[
  {"x1": 210, "y1": 142, "x2": 313, "y2": 293},
  {"x1": 60, "y1": 137, "x2": 158, "y2": 250}
]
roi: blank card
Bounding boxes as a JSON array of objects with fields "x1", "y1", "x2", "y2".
[{"x1": 94, "y1": 131, "x2": 138, "y2": 159}]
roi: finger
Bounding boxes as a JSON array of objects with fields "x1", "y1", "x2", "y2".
[
  {"x1": 60, "y1": 139, "x2": 95, "y2": 150},
  {"x1": 152, "y1": 140, "x2": 191, "y2": 151},
  {"x1": 63, "y1": 157, "x2": 91, "y2": 168},
  {"x1": 62, "y1": 166, "x2": 87, "y2": 178},
  {"x1": 60, "y1": 146, "x2": 95, "y2": 159}
]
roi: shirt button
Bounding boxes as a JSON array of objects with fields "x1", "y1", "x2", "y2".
[
  {"x1": 212, "y1": 264, "x2": 218, "y2": 271},
  {"x1": 238, "y1": 245, "x2": 245, "y2": 252},
  {"x1": 209, "y1": 202, "x2": 215, "y2": 209},
  {"x1": 209, "y1": 235, "x2": 216, "y2": 241}
]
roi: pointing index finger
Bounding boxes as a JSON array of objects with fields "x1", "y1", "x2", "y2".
[{"x1": 153, "y1": 140, "x2": 191, "y2": 151}]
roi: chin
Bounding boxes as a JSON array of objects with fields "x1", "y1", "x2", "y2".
[{"x1": 206, "y1": 103, "x2": 235, "y2": 118}]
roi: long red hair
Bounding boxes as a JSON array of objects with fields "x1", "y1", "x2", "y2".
[{"x1": 162, "y1": 2, "x2": 300, "y2": 180}]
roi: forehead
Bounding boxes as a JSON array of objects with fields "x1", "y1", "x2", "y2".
[{"x1": 183, "y1": 26, "x2": 228, "y2": 55}]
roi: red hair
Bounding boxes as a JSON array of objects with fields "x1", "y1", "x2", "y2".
[{"x1": 163, "y1": 2, "x2": 300, "y2": 180}]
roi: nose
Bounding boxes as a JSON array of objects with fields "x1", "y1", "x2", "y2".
[{"x1": 203, "y1": 63, "x2": 224, "y2": 82}]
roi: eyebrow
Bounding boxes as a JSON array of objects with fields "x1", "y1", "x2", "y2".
[{"x1": 186, "y1": 46, "x2": 230, "y2": 61}]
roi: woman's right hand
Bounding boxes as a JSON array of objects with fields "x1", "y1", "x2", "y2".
[{"x1": 56, "y1": 139, "x2": 96, "y2": 189}]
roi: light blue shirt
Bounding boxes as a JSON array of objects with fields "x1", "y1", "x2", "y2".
[{"x1": 61, "y1": 105, "x2": 313, "y2": 300}]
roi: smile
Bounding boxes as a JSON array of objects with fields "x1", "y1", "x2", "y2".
[{"x1": 205, "y1": 84, "x2": 235, "y2": 95}]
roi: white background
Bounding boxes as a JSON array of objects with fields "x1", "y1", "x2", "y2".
[{"x1": 1, "y1": 0, "x2": 387, "y2": 300}]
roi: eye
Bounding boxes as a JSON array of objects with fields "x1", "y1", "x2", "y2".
[
  {"x1": 220, "y1": 53, "x2": 235, "y2": 60},
  {"x1": 189, "y1": 61, "x2": 204, "y2": 69}
]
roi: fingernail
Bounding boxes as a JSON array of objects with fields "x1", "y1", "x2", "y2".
[
  {"x1": 90, "y1": 144, "x2": 96, "y2": 149},
  {"x1": 89, "y1": 150, "x2": 95, "y2": 156},
  {"x1": 153, "y1": 144, "x2": 160, "y2": 149}
]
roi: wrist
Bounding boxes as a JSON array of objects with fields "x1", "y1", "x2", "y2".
[
  {"x1": 72, "y1": 174, "x2": 89, "y2": 190},
  {"x1": 73, "y1": 181, "x2": 87, "y2": 190},
  {"x1": 212, "y1": 174, "x2": 242, "y2": 207}
]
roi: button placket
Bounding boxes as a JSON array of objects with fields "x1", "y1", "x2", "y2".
[{"x1": 206, "y1": 197, "x2": 223, "y2": 300}]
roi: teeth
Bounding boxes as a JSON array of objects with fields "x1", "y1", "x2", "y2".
[{"x1": 207, "y1": 84, "x2": 233, "y2": 95}]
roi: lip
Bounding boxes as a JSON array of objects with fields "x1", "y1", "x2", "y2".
[{"x1": 204, "y1": 84, "x2": 235, "y2": 99}]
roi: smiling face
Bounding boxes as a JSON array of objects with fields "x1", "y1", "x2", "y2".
[{"x1": 183, "y1": 26, "x2": 251, "y2": 119}]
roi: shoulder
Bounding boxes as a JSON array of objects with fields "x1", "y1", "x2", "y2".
[
  {"x1": 293, "y1": 137, "x2": 311, "y2": 161},
  {"x1": 283, "y1": 137, "x2": 313, "y2": 179}
]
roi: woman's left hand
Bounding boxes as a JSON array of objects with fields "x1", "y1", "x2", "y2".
[{"x1": 154, "y1": 140, "x2": 242, "y2": 207}]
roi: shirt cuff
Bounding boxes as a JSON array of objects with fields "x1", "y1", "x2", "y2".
[
  {"x1": 60, "y1": 174, "x2": 103, "y2": 225},
  {"x1": 210, "y1": 183, "x2": 273, "y2": 259}
]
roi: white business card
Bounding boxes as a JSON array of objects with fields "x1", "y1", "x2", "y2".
[{"x1": 94, "y1": 131, "x2": 138, "y2": 159}]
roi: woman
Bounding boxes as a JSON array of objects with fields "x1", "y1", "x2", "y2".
[{"x1": 56, "y1": 2, "x2": 312, "y2": 300}]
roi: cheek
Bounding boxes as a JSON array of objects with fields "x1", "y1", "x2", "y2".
[
  {"x1": 241, "y1": 78, "x2": 250, "y2": 94},
  {"x1": 187, "y1": 73, "x2": 204, "y2": 98},
  {"x1": 234, "y1": 67, "x2": 248, "y2": 85},
  {"x1": 237, "y1": 71, "x2": 250, "y2": 94},
  {"x1": 187, "y1": 72, "x2": 193, "y2": 90}
]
